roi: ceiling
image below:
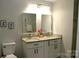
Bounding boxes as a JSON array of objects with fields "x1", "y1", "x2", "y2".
[{"x1": 43, "y1": 0, "x2": 56, "y2": 2}]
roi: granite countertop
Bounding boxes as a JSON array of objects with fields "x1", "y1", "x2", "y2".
[{"x1": 22, "y1": 34, "x2": 62, "y2": 43}]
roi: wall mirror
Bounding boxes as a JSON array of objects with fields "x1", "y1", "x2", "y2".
[
  {"x1": 41, "y1": 15, "x2": 52, "y2": 33},
  {"x1": 22, "y1": 13, "x2": 53, "y2": 33},
  {"x1": 22, "y1": 13, "x2": 36, "y2": 33}
]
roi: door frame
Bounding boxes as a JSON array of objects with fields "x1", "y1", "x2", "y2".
[{"x1": 71, "y1": 0, "x2": 78, "y2": 58}]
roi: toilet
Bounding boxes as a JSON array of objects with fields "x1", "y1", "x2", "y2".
[{"x1": 2, "y1": 42, "x2": 17, "y2": 58}]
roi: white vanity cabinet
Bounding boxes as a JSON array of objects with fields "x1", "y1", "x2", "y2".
[
  {"x1": 22, "y1": 38, "x2": 62, "y2": 58},
  {"x1": 47, "y1": 39, "x2": 62, "y2": 58},
  {"x1": 23, "y1": 41, "x2": 44, "y2": 58},
  {"x1": 43, "y1": 39, "x2": 62, "y2": 58}
]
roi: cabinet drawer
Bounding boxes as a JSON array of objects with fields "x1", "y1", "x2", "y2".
[
  {"x1": 26, "y1": 42, "x2": 44, "y2": 48},
  {"x1": 49, "y1": 39, "x2": 61, "y2": 45}
]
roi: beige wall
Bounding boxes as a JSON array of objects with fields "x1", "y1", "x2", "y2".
[{"x1": 52, "y1": 0, "x2": 74, "y2": 57}]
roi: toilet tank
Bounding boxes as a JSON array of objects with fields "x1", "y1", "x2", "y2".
[{"x1": 2, "y1": 42, "x2": 16, "y2": 55}]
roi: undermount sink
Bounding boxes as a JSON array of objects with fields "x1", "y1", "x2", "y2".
[
  {"x1": 23, "y1": 37, "x2": 38, "y2": 42},
  {"x1": 27, "y1": 36, "x2": 47, "y2": 40}
]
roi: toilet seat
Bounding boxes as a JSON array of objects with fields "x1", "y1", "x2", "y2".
[{"x1": 5, "y1": 54, "x2": 17, "y2": 58}]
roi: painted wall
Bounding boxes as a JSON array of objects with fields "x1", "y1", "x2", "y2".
[
  {"x1": 76, "y1": 3, "x2": 79, "y2": 58},
  {"x1": 52, "y1": 0, "x2": 74, "y2": 57},
  {"x1": 0, "y1": 0, "x2": 52, "y2": 57}
]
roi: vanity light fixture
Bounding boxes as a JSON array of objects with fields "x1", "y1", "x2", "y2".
[
  {"x1": 45, "y1": 0, "x2": 56, "y2": 2},
  {"x1": 23, "y1": 2, "x2": 51, "y2": 15}
]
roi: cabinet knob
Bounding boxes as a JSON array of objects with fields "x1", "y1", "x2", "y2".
[
  {"x1": 36, "y1": 48, "x2": 38, "y2": 54},
  {"x1": 34, "y1": 49, "x2": 36, "y2": 54},
  {"x1": 48, "y1": 41, "x2": 50, "y2": 46},
  {"x1": 34, "y1": 48, "x2": 38, "y2": 54},
  {"x1": 54, "y1": 44, "x2": 58, "y2": 49}
]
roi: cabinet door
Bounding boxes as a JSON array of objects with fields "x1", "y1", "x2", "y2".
[
  {"x1": 53, "y1": 44, "x2": 61, "y2": 57},
  {"x1": 48, "y1": 44, "x2": 61, "y2": 58},
  {"x1": 25, "y1": 47, "x2": 44, "y2": 58},
  {"x1": 23, "y1": 41, "x2": 27, "y2": 57},
  {"x1": 48, "y1": 39, "x2": 62, "y2": 58},
  {"x1": 23, "y1": 41, "x2": 44, "y2": 58},
  {"x1": 48, "y1": 45, "x2": 56, "y2": 58},
  {"x1": 35, "y1": 47, "x2": 44, "y2": 58}
]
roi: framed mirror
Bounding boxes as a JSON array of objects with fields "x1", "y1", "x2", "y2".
[
  {"x1": 22, "y1": 13, "x2": 53, "y2": 33},
  {"x1": 41, "y1": 15, "x2": 52, "y2": 33},
  {"x1": 22, "y1": 13, "x2": 36, "y2": 33}
]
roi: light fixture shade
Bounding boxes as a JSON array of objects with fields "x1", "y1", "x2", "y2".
[
  {"x1": 45, "y1": 0, "x2": 56, "y2": 2},
  {"x1": 23, "y1": 3, "x2": 51, "y2": 15}
]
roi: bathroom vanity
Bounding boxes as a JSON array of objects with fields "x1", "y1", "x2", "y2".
[
  {"x1": 21, "y1": 13, "x2": 64, "y2": 58},
  {"x1": 22, "y1": 34, "x2": 63, "y2": 58}
]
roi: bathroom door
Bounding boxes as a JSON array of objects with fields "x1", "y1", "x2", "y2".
[{"x1": 76, "y1": 3, "x2": 79, "y2": 57}]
